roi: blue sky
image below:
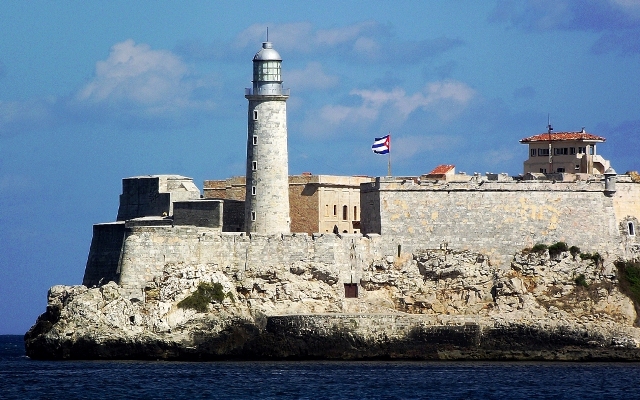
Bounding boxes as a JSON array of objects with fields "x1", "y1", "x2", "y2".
[{"x1": 2, "y1": 0, "x2": 640, "y2": 334}]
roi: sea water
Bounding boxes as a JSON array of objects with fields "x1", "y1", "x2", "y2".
[{"x1": 3, "y1": 335, "x2": 640, "y2": 399}]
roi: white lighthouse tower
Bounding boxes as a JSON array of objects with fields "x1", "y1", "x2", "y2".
[{"x1": 244, "y1": 41, "x2": 291, "y2": 234}]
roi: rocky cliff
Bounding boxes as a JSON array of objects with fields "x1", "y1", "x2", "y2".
[{"x1": 25, "y1": 247, "x2": 640, "y2": 360}]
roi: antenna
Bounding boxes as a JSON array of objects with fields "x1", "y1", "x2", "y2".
[
  {"x1": 266, "y1": 27, "x2": 269, "y2": 42},
  {"x1": 547, "y1": 114, "x2": 553, "y2": 172}
]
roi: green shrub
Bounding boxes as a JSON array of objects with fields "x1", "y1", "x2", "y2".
[
  {"x1": 569, "y1": 246, "x2": 581, "y2": 257},
  {"x1": 616, "y1": 261, "x2": 640, "y2": 306},
  {"x1": 178, "y1": 282, "x2": 227, "y2": 313},
  {"x1": 548, "y1": 242, "x2": 569, "y2": 258},
  {"x1": 580, "y1": 252, "x2": 603, "y2": 265},
  {"x1": 574, "y1": 274, "x2": 589, "y2": 288},
  {"x1": 531, "y1": 243, "x2": 548, "y2": 253}
]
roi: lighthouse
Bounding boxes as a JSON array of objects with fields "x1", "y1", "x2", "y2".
[{"x1": 244, "y1": 41, "x2": 291, "y2": 234}]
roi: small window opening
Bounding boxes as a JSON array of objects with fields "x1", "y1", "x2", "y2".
[
  {"x1": 397, "y1": 244, "x2": 402, "y2": 257},
  {"x1": 342, "y1": 205, "x2": 348, "y2": 220},
  {"x1": 333, "y1": 205, "x2": 337, "y2": 216},
  {"x1": 253, "y1": 135, "x2": 258, "y2": 145},
  {"x1": 251, "y1": 211, "x2": 256, "y2": 221},
  {"x1": 557, "y1": 167, "x2": 565, "y2": 173},
  {"x1": 629, "y1": 222, "x2": 636, "y2": 236},
  {"x1": 252, "y1": 161, "x2": 257, "y2": 170},
  {"x1": 530, "y1": 149, "x2": 536, "y2": 157},
  {"x1": 253, "y1": 110, "x2": 258, "y2": 120},
  {"x1": 251, "y1": 186, "x2": 256, "y2": 195}
]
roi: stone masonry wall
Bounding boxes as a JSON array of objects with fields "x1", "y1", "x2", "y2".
[
  {"x1": 116, "y1": 227, "x2": 395, "y2": 299},
  {"x1": 289, "y1": 175, "x2": 319, "y2": 234},
  {"x1": 361, "y1": 178, "x2": 624, "y2": 267},
  {"x1": 83, "y1": 222, "x2": 125, "y2": 287}
]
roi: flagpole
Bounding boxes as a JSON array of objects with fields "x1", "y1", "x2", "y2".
[
  {"x1": 387, "y1": 132, "x2": 391, "y2": 176},
  {"x1": 387, "y1": 150, "x2": 391, "y2": 176}
]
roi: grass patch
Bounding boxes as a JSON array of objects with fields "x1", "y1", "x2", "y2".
[{"x1": 178, "y1": 282, "x2": 229, "y2": 313}]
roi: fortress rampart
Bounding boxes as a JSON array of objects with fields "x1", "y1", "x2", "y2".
[
  {"x1": 361, "y1": 177, "x2": 640, "y2": 267},
  {"x1": 83, "y1": 176, "x2": 640, "y2": 297}
]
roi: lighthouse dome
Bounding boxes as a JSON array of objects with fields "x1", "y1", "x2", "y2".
[{"x1": 253, "y1": 42, "x2": 281, "y2": 61}]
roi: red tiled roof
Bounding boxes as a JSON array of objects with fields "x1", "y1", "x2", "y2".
[
  {"x1": 520, "y1": 131, "x2": 606, "y2": 143},
  {"x1": 427, "y1": 164, "x2": 455, "y2": 175}
]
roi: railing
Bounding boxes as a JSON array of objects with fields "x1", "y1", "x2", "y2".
[{"x1": 245, "y1": 87, "x2": 290, "y2": 96}]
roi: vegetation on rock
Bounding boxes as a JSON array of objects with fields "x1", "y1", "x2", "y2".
[
  {"x1": 569, "y1": 246, "x2": 581, "y2": 258},
  {"x1": 548, "y1": 242, "x2": 569, "y2": 258},
  {"x1": 616, "y1": 261, "x2": 640, "y2": 307},
  {"x1": 574, "y1": 274, "x2": 589, "y2": 288},
  {"x1": 580, "y1": 252, "x2": 603, "y2": 265},
  {"x1": 531, "y1": 243, "x2": 548, "y2": 253},
  {"x1": 178, "y1": 282, "x2": 228, "y2": 313}
]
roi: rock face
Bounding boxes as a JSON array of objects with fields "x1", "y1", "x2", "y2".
[{"x1": 25, "y1": 249, "x2": 640, "y2": 360}]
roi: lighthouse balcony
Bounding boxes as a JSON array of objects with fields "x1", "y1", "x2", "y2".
[{"x1": 245, "y1": 87, "x2": 290, "y2": 96}]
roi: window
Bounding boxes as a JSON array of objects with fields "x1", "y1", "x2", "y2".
[
  {"x1": 251, "y1": 211, "x2": 256, "y2": 221},
  {"x1": 629, "y1": 222, "x2": 636, "y2": 236},
  {"x1": 557, "y1": 167, "x2": 565, "y2": 173},
  {"x1": 252, "y1": 161, "x2": 257, "y2": 170},
  {"x1": 251, "y1": 186, "x2": 256, "y2": 195},
  {"x1": 589, "y1": 145, "x2": 594, "y2": 155},
  {"x1": 578, "y1": 146, "x2": 586, "y2": 154},
  {"x1": 575, "y1": 164, "x2": 580, "y2": 170},
  {"x1": 253, "y1": 110, "x2": 258, "y2": 120},
  {"x1": 570, "y1": 147, "x2": 576, "y2": 155},
  {"x1": 554, "y1": 148, "x2": 568, "y2": 155},
  {"x1": 353, "y1": 206, "x2": 358, "y2": 220},
  {"x1": 333, "y1": 205, "x2": 337, "y2": 216},
  {"x1": 254, "y1": 60, "x2": 281, "y2": 82},
  {"x1": 253, "y1": 135, "x2": 258, "y2": 145},
  {"x1": 342, "y1": 205, "x2": 348, "y2": 220},
  {"x1": 539, "y1": 168, "x2": 547, "y2": 173},
  {"x1": 538, "y1": 148, "x2": 549, "y2": 156},
  {"x1": 530, "y1": 149, "x2": 536, "y2": 157}
]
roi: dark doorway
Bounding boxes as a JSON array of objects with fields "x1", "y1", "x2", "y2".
[{"x1": 344, "y1": 283, "x2": 358, "y2": 298}]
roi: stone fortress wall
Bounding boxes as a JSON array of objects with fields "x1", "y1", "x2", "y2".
[
  {"x1": 83, "y1": 173, "x2": 640, "y2": 299},
  {"x1": 361, "y1": 176, "x2": 640, "y2": 268}
]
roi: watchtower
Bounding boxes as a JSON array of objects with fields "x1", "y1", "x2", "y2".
[{"x1": 244, "y1": 41, "x2": 291, "y2": 233}]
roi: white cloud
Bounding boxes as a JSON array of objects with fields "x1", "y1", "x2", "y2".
[
  {"x1": 300, "y1": 80, "x2": 475, "y2": 138},
  {"x1": 0, "y1": 40, "x2": 217, "y2": 135},
  {"x1": 286, "y1": 62, "x2": 339, "y2": 91},
  {"x1": 74, "y1": 39, "x2": 214, "y2": 116},
  {"x1": 610, "y1": 0, "x2": 640, "y2": 18}
]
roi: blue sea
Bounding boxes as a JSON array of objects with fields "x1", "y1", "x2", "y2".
[{"x1": 3, "y1": 335, "x2": 640, "y2": 399}]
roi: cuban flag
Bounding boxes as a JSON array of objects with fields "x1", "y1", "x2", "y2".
[{"x1": 372, "y1": 135, "x2": 390, "y2": 154}]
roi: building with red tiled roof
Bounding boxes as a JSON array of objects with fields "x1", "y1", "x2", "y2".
[
  {"x1": 423, "y1": 164, "x2": 456, "y2": 180},
  {"x1": 519, "y1": 128, "x2": 610, "y2": 175}
]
